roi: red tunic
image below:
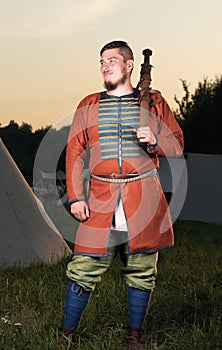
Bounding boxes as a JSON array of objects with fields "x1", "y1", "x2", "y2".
[{"x1": 66, "y1": 90, "x2": 184, "y2": 256}]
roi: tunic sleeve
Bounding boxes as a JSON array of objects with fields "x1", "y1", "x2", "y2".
[
  {"x1": 66, "y1": 101, "x2": 89, "y2": 203},
  {"x1": 151, "y1": 96, "x2": 184, "y2": 157}
]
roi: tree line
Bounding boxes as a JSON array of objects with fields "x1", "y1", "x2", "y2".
[
  {"x1": 174, "y1": 75, "x2": 222, "y2": 154},
  {"x1": 0, "y1": 121, "x2": 69, "y2": 184},
  {"x1": 0, "y1": 75, "x2": 221, "y2": 184}
]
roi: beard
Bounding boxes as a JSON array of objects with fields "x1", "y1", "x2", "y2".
[{"x1": 104, "y1": 70, "x2": 127, "y2": 91}]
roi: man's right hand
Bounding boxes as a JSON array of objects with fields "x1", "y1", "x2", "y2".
[{"x1": 70, "y1": 201, "x2": 90, "y2": 221}]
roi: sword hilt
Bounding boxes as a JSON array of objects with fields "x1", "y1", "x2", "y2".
[{"x1": 142, "y1": 48, "x2": 152, "y2": 64}]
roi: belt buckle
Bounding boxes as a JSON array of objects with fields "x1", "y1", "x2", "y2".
[{"x1": 111, "y1": 173, "x2": 117, "y2": 179}]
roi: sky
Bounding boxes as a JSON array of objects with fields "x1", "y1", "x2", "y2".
[{"x1": 0, "y1": 0, "x2": 222, "y2": 130}]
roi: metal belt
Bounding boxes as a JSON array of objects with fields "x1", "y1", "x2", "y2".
[{"x1": 91, "y1": 169, "x2": 157, "y2": 184}]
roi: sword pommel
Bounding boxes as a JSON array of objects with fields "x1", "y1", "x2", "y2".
[{"x1": 142, "y1": 49, "x2": 152, "y2": 64}]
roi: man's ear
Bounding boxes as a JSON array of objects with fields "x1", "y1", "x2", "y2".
[{"x1": 127, "y1": 60, "x2": 134, "y2": 72}]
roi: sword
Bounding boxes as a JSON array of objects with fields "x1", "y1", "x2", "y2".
[{"x1": 137, "y1": 48, "x2": 153, "y2": 127}]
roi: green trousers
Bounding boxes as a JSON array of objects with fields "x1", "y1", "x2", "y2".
[{"x1": 66, "y1": 231, "x2": 158, "y2": 291}]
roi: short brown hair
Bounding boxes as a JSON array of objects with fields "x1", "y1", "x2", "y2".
[{"x1": 100, "y1": 40, "x2": 134, "y2": 62}]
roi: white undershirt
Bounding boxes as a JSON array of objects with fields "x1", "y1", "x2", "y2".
[{"x1": 111, "y1": 198, "x2": 128, "y2": 231}]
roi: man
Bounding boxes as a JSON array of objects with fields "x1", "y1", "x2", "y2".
[{"x1": 59, "y1": 40, "x2": 184, "y2": 349}]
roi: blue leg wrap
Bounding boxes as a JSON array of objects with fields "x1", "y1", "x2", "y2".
[
  {"x1": 62, "y1": 280, "x2": 91, "y2": 330},
  {"x1": 128, "y1": 286, "x2": 151, "y2": 329}
]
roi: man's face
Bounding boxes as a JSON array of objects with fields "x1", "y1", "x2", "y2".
[{"x1": 100, "y1": 48, "x2": 133, "y2": 91}]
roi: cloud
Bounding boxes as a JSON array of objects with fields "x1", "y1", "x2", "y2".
[{"x1": 0, "y1": 0, "x2": 120, "y2": 38}]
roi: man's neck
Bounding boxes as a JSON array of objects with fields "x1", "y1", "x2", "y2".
[{"x1": 106, "y1": 83, "x2": 134, "y2": 97}]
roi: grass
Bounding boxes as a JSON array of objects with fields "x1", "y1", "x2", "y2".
[{"x1": 0, "y1": 220, "x2": 222, "y2": 349}]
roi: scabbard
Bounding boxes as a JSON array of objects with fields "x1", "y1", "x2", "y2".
[{"x1": 140, "y1": 99, "x2": 150, "y2": 127}]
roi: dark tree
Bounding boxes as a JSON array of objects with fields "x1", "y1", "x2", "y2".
[
  {"x1": 174, "y1": 76, "x2": 222, "y2": 154},
  {"x1": 0, "y1": 121, "x2": 51, "y2": 183}
]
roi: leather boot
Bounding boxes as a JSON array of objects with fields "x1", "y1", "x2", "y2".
[
  {"x1": 58, "y1": 328, "x2": 76, "y2": 349},
  {"x1": 125, "y1": 326, "x2": 144, "y2": 350}
]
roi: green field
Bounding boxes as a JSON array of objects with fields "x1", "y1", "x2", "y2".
[{"x1": 0, "y1": 220, "x2": 222, "y2": 350}]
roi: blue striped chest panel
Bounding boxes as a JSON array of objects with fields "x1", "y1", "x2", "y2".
[{"x1": 98, "y1": 91, "x2": 141, "y2": 164}]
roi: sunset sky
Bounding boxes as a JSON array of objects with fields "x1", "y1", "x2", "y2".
[{"x1": 1, "y1": 0, "x2": 221, "y2": 130}]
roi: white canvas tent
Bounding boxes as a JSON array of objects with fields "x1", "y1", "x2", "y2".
[{"x1": 0, "y1": 139, "x2": 72, "y2": 268}]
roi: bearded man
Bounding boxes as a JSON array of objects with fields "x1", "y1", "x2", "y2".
[{"x1": 58, "y1": 40, "x2": 184, "y2": 350}]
